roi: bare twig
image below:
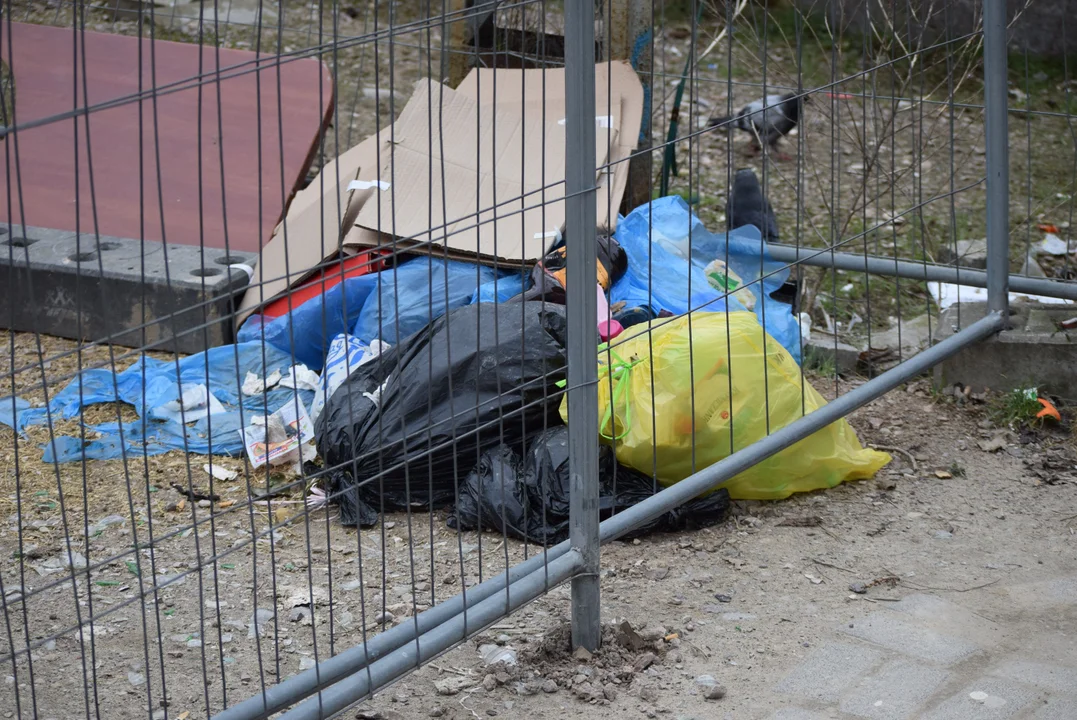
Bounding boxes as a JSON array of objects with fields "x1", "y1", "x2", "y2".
[
  {"x1": 901, "y1": 578, "x2": 1000, "y2": 593},
  {"x1": 684, "y1": 639, "x2": 711, "y2": 659},
  {"x1": 868, "y1": 444, "x2": 917, "y2": 473},
  {"x1": 812, "y1": 558, "x2": 856, "y2": 574},
  {"x1": 431, "y1": 663, "x2": 472, "y2": 677}
]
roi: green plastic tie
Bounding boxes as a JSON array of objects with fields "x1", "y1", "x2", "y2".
[{"x1": 598, "y1": 350, "x2": 643, "y2": 441}]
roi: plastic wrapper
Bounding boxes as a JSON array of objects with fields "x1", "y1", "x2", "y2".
[
  {"x1": 13, "y1": 343, "x2": 312, "y2": 463},
  {"x1": 310, "y1": 334, "x2": 389, "y2": 425}
]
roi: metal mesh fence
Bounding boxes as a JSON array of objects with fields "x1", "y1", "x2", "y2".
[{"x1": 0, "y1": 1, "x2": 1072, "y2": 718}]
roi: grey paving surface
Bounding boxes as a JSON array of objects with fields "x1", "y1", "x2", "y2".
[
  {"x1": 1031, "y1": 694, "x2": 1077, "y2": 719},
  {"x1": 921, "y1": 678, "x2": 1042, "y2": 720},
  {"x1": 775, "y1": 642, "x2": 884, "y2": 704},
  {"x1": 768, "y1": 710, "x2": 833, "y2": 720},
  {"x1": 766, "y1": 577, "x2": 1077, "y2": 720},
  {"x1": 838, "y1": 659, "x2": 949, "y2": 720},
  {"x1": 992, "y1": 660, "x2": 1077, "y2": 697},
  {"x1": 839, "y1": 611, "x2": 981, "y2": 665}
]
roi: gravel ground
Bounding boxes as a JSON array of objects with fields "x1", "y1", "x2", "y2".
[{"x1": 2, "y1": 370, "x2": 1076, "y2": 719}]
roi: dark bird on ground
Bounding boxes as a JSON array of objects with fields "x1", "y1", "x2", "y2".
[
  {"x1": 708, "y1": 91, "x2": 851, "y2": 160},
  {"x1": 725, "y1": 168, "x2": 779, "y2": 242}
]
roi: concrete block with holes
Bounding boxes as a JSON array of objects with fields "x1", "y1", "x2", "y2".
[
  {"x1": 0, "y1": 225, "x2": 254, "y2": 355},
  {"x1": 933, "y1": 301, "x2": 1077, "y2": 398}
]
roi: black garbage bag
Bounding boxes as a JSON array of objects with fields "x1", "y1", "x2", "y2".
[
  {"x1": 450, "y1": 426, "x2": 730, "y2": 544},
  {"x1": 316, "y1": 302, "x2": 569, "y2": 526}
]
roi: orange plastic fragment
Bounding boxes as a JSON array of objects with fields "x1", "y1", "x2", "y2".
[{"x1": 1037, "y1": 397, "x2": 1061, "y2": 421}]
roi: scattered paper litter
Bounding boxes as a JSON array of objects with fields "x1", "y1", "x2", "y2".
[
  {"x1": 240, "y1": 398, "x2": 315, "y2": 469},
  {"x1": 1039, "y1": 233, "x2": 1070, "y2": 256},
  {"x1": 928, "y1": 282, "x2": 1072, "y2": 310},
  {"x1": 242, "y1": 369, "x2": 283, "y2": 396},
  {"x1": 203, "y1": 463, "x2": 239, "y2": 482},
  {"x1": 280, "y1": 364, "x2": 320, "y2": 392},
  {"x1": 362, "y1": 378, "x2": 391, "y2": 408},
  {"x1": 154, "y1": 384, "x2": 227, "y2": 424}
]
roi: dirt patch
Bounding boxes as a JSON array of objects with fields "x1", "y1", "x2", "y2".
[
  {"x1": 506, "y1": 620, "x2": 672, "y2": 702},
  {"x1": 3, "y1": 343, "x2": 1077, "y2": 720}
]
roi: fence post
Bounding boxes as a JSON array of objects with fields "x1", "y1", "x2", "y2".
[
  {"x1": 565, "y1": 0, "x2": 601, "y2": 652},
  {"x1": 982, "y1": 0, "x2": 1010, "y2": 317}
]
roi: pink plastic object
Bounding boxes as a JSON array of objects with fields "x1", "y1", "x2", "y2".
[
  {"x1": 598, "y1": 319, "x2": 624, "y2": 342},
  {"x1": 596, "y1": 284, "x2": 610, "y2": 324}
]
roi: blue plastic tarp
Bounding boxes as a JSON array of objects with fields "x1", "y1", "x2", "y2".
[
  {"x1": 0, "y1": 395, "x2": 30, "y2": 432},
  {"x1": 610, "y1": 196, "x2": 802, "y2": 362},
  {"x1": 9, "y1": 343, "x2": 313, "y2": 463},
  {"x1": 239, "y1": 257, "x2": 523, "y2": 371},
  {"x1": 19, "y1": 256, "x2": 530, "y2": 464}
]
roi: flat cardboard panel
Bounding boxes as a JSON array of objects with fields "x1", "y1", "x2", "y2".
[
  {"x1": 457, "y1": 61, "x2": 643, "y2": 231},
  {"x1": 240, "y1": 64, "x2": 644, "y2": 324},
  {"x1": 237, "y1": 129, "x2": 391, "y2": 323},
  {"x1": 353, "y1": 80, "x2": 615, "y2": 264}
]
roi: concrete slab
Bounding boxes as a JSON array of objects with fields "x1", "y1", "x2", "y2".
[
  {"x1": 768, "y1": 710, "x2": 835, "y2": 720},
  {"x1": 1031, "y1": 693, "x2": 1077, "y2": 719},
  {"x1": 0, "y1": 224, "x2": 254, "y2": 354},
  {"x1": 869, "y1": 314, "x2": 935, "y2": 357},
  {"x1": 920, "y1": 678, "x2": 1042, "y2": 720},
  {"x1": 805, "y1": 334, "x2": 862, "y2": 375},
  {"x1": 991, "y1": 659, "x2": 1077, "y2": 697},
  {"x1": 933, "y1": 301, "x2": 1077, "y2": 398},
  {"x1": 936, "y1": 238, "x2": 988, "y2": 268},
  {"x1": 805, "y1": 314, "x2": 934, "y2": 376},
  {"x1": 884, "y1": 594, "x2": 1001, "y2": 647},
  {"x1": 838, "y1": 658, "x2": 949, "y2": 720},
  {"x1": 775, "y1": 642, "x2": 884, "y2": 704},
  {"x1": 839, "y1": 612, "x2": 980, "y2": 665}
]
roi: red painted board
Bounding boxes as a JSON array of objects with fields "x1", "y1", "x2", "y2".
[{"x1": 0, "y1": 22, "x2": 333, "y2": 252}]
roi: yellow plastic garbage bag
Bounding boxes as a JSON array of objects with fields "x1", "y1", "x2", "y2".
[{"x1": 560, "y1": 311, "x2": 889, "y2": 500}]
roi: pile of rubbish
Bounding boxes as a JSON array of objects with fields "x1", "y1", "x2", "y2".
[{"x1": 1, "y1": 62, "x2": 889, "y2": 540}]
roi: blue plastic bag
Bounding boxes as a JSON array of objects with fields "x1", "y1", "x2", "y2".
[
  {"x1": 610, "y1": 196, "x2": 801, "y2": 362},
  {"x1": 471, "y1": 271, "x2": 529, "y2": 304},
  {"x1": 238, "y1": 276, "x2": 377, "y2": 371},
  {"x1": 351, "y1": 257, "x2": 503, "y2": 346}
]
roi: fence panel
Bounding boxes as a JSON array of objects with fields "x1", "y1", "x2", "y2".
[{"x1": 0, "y1": 1, "x2": 1070, "y2": 719}]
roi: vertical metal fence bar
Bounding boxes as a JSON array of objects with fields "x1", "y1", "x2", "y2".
[
  {"x1": 983, "y1": 0, "x2": 1010, "y2": 316},
  {"x1": 564, "y1": 0, "x2": 601, "y2": 653}
]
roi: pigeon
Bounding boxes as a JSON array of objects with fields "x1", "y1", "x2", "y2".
[
  {"x1": 708, "y1": 91, "x2": 850, "y2": 160},
  {"x1": 725, "y1": 168, "x2": 779, "y2": 242}
]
